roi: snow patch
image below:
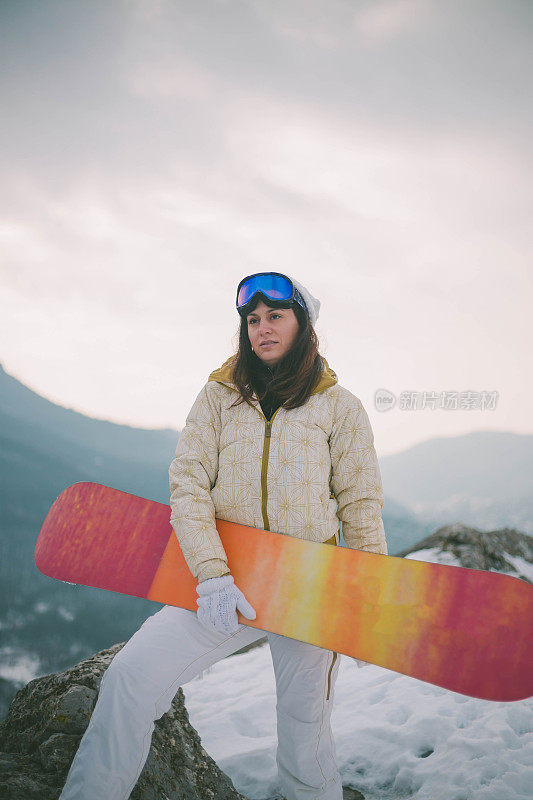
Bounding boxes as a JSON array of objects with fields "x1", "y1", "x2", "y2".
[
  {"x1": 404, "y1": 547, "x2": 462, "y2": 567},
  {"x1": 504, "y1": 555, "x2": 533, "y2": 583},
  {"x1": 183, "y1": 644, "x2": 533, "y2": 800}
]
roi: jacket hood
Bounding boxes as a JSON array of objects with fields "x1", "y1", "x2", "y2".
[{"x1": 208, "y1": 355, "x2": 338, "y2": 395}]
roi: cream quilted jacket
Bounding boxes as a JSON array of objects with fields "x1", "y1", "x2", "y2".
[{"x1": 169, "y1": 357, "x2": 387, "y2": 582}]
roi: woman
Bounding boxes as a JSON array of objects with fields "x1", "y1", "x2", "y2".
[{"x1": 60, "y1": 272, "x2": 387, "y2": 800}]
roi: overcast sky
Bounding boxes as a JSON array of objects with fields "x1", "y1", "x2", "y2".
[{"x1": 1, "y1": 0, "x2": 531, "y2": 455}]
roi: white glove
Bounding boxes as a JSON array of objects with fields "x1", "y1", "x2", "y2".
[{"x1": 196, "y1": 574, "x2": 256, "y2": 634}]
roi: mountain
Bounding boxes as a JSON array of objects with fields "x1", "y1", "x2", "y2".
[
  {"x1": 0, "y1": 362, "x2": 177, "y2": 502},
  {"x1": 380, "y1": 431, "x2": 533, "y2": 535},
  {"x1": 0, "y1": 362, "x2": 178, "y2": 556},
  {"x1": 379, "y1": 495, "x2": 430, "y2": 555},
  {"x1": 0, "y1": 364, "x2": 180, "y2": 718}
]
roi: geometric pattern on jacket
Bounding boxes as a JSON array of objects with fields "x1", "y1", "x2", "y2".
[{"x1": 169, "y1": 356, "x2": 387, "y2": 582}]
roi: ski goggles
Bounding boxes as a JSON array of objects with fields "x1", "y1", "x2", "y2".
[{"x1": 236, "y1": 272, "x2": 305, "y2": 316}]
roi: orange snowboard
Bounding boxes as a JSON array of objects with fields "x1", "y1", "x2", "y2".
[{"x1": 35, "y1": 482, "x2": 533, "y2": 702}]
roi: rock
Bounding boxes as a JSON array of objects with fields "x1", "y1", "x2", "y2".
[
  {"x1": 50, "y1": 685, "x2": 97, "y2": 734},
  {"x1": 0, "y1": 643, "x2": 247, "y2": 800},
  {"x1": 342, "y1": 788, "x2": 365, "y2": 800},
  {"x1": 38, "y1": 733, "x2": 80, "y2": 773},
  {"x1": 396, "y1": 525, "x2": 533, "y2": 582}
]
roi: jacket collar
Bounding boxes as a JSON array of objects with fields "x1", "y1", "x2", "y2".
[{"x1": 208, "y1": 356, "x2": 338, "y2": 395}]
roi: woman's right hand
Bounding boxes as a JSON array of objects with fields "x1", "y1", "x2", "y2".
[{"x1": 196, "y1": 574, "x2": 256, "y2": 634}]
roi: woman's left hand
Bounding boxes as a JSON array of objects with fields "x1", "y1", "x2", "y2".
[{"x1": 196, "y1": 574, "x2": 256, "y2": 634}]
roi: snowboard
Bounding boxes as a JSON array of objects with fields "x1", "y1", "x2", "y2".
[{"x1": 35, "y1": 482, "x2": 533, "y2": 702}]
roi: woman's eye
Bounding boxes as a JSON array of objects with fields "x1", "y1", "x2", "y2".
[{"x1": 248, "y1": 314, "x2": 279, "y2": 324}]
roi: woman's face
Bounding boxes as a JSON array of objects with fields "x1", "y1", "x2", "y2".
[{"x1": 247, "y1": 301, "x2": 300, "y2": 367}]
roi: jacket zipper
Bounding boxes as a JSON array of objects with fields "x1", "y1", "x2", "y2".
[
  {"x1": 326, "y1": 652, "x2": 338, "y2": 701},
  {"x1": 258, "y1": 407, "x2": 280, "y2": 531}
]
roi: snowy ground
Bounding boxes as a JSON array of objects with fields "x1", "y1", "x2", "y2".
[{"x1": 183, "y1": 643, "x2": 533, "y2": 800}]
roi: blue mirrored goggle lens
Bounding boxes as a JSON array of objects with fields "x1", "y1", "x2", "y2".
[{"x1": 237, "y1": 274, "x2": 293, "y2": 308}]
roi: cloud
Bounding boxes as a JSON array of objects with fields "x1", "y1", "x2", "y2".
[
  {"x1": 125, "y1": 55, "x2": 217, "y2": 101},
  {"x1": 0, "y1": 0, "x2": 531, "y2": 444},
  {"x1": 354, "y1": 0, "x2": 432, "y2": 42}
]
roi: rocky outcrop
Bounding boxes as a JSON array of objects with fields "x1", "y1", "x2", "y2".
[
  {"x1": 0, "y1": 643, "x2": 247, "y2": 800},
  {"x1": 396, "y1": 524, "x2": 533, "y2": 582}
]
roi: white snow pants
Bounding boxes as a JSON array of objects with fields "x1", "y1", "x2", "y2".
[{"x1": 59, "y1": 605, "x2": 342, "y2": 800}]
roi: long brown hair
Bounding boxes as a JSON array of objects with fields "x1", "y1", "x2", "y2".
[{"x1": 230, "y1": 300, "x2": 324, "y2": 410}]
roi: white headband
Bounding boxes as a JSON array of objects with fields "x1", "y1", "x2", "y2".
[{"x1": 289, "y1": 276, "x2": 321, "y2": 327}]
